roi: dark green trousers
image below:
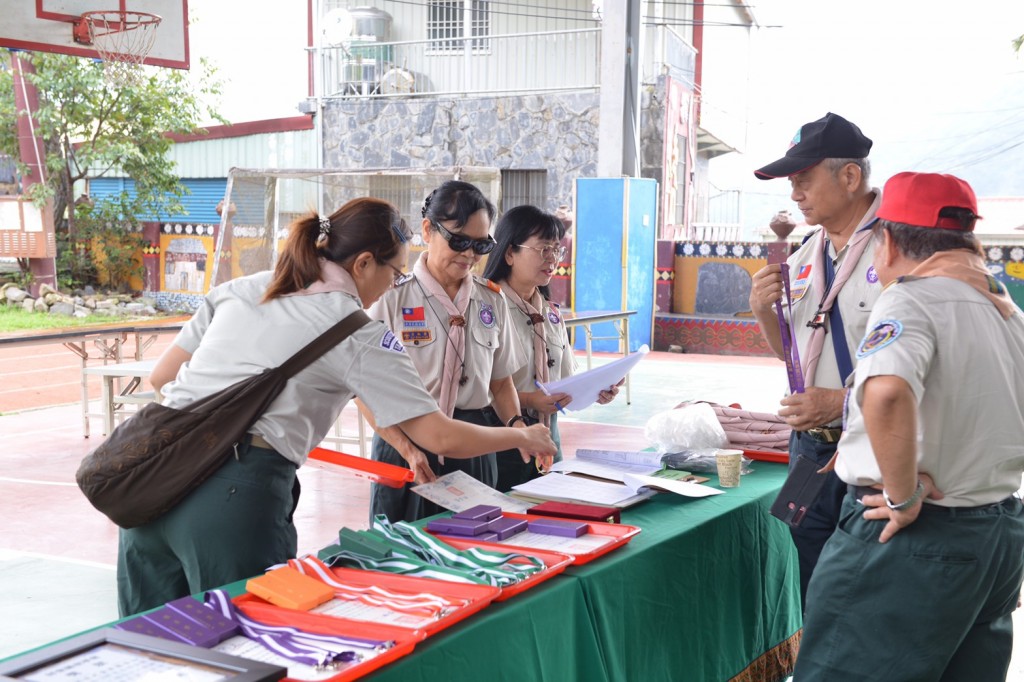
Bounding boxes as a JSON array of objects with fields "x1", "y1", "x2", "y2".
[
  {"x1": 116, "y1": 440, "x2": 299, "y2": 617},
  {"x1": 795, "y1": 492, "x2": 1024, "y2": 681}
]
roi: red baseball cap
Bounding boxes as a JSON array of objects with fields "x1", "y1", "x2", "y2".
[{"x1": 877, "y1": 172, "x2": 982, "y2": 231}]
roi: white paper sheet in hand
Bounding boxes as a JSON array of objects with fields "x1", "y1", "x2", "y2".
[
  {"x1": 541, "y1": 344, "x2": 649, "y2": 411},
  {"x1": 412, "y1": 470, "x2": 532, "y2": 513}
]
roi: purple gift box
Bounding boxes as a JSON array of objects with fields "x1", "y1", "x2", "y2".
[
  {"x1": 452, "y1": 504, "x2": 502, "y2": 522},
  {"x1": 488, "y1": 517, "x2": 528, "y2": 540},
  {"x1": 426, "y1": 517, "x2": 491, "y2": 536},
  {"x1": 476, "y1": 532, "x2": 499, "y2": 542},
  {"x1": 166, "y1": 596, "x2": 240, "y2": 643},
  {"x1": 528, "y1": 518, "x2": 588, "y2": 538}
]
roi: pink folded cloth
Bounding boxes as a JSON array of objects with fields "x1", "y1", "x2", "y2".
[{"x1": 676, "y1": 401, "x2": 791, "y2": 451}]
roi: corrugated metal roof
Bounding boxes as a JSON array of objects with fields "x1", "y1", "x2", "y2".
[
  {"x1": 166, "y1": 129, "x2": 318, "y2": 178},
  {"x1": 87, "y1": 178, "x2": 227, "y2": 224}
]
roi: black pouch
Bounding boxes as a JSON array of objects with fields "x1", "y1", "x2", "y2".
[{"x1": 769, "y1": 454, "x2": 828, "y2": 527}]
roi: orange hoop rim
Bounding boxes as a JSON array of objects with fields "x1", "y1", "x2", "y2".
[{"x1": 74, "y1": 10, "x2": 162, "y2": 44}]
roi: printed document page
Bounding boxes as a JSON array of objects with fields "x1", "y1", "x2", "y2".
[{"x1": 412, "y1": 470, "x2": 533, "y2": 513}]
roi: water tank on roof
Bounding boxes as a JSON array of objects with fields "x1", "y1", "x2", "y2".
[{"x1": 348, "y1": 6, "x2": 392, "y2": 42}]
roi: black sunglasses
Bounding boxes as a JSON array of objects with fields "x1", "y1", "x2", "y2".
[{"x1": 430, "y1": 220, "x2": 496, "y2": 255}]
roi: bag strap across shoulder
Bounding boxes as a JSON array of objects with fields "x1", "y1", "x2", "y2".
[{"x1": 277, "y1": 309, "x2": 373, "y2": 380}]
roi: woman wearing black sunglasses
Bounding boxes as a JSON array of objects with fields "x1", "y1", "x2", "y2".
[{"x1": 361, "y1": 180, "x2": 544, "y2": 523}]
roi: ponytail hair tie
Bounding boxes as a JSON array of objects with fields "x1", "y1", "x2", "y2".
[{"x1": 315, "y1": 215, "x2": 331, "y2": 248}]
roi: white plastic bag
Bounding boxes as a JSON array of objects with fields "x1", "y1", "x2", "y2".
[{"x1": 644, "y1": 402, "x2": 729, "y2": 453}]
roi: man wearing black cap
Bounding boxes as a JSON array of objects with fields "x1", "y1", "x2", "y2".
[
  {"x1": 793, "y1": 172, "x2": 1024, "y2": 680},
  {"x1": 749, "y1": 112, "x2": 883, "y2": 607}
]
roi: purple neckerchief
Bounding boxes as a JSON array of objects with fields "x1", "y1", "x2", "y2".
[{"x1": 204, "y1": 589, "x2": 391, "y2": 669}]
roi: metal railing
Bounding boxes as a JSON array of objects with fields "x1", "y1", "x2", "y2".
[{"x1": 318, "y1": 28, "x2": 601, "y2": 99}]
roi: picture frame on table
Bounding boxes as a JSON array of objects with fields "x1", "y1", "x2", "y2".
[{"x1": 0, "y1": 628, "x2": 286, "y2": 682}]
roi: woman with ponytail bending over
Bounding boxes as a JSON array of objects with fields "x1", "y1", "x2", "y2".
[{"x1": 119, "y1": 197, "x2": 555, "y2": 617}]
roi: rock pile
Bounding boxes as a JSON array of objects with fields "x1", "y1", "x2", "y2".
[{"x1": 0, "y1": 283, "x2": 158, "y2": 318}]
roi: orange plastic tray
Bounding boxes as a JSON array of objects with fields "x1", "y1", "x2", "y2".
[
  {"x1": 306, "y1": 447, "x2": 414, "y2": 488},
  {"x1": 439, "y1": 538, "x2": 573, "y2": 601},
  {"x1": 432, "y1": 512, "x2": 641, "y2": 566},
  {"x1": 236, "y1": 565, "x2": 499, "y2": 637},
  {"x1": 231, "y1": 596, "x2": 423, "y2": 682}
]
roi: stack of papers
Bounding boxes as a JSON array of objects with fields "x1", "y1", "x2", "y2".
[
  {"x1": 511, "y1": 449, "x2": 723, "y2": 507},
  {"x1": 539, "y1": 344, "x2": 649, "y2": 411}
]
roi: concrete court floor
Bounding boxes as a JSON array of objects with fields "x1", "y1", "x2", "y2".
[{"x1": 2, "y1": 350, "x2": 1024, "y2": 680}]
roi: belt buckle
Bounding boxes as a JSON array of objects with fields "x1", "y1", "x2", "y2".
[{"x1": 807, "y1": 427, "x2": 840, "y2": 443}]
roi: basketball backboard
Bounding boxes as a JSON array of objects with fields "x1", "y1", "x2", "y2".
[{"x1": 0, "y1": 0, "x2": 189, "y2": 69}]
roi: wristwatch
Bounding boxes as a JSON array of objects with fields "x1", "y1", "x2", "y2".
[
  {"x1": 506, "y1": 415, "x2": 527, "y2": 427},
  {"x1": 883, "y1": 479, "x2": 925, "y2": 511}
]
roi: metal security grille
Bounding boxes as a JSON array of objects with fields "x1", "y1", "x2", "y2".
[
  {"x1": 212, "y1": 167, "x2": 502, "y2": 287},
  {"x1": 500, "y1": 169, "x2": 547, "y2": 212},
  {"x1": 427, "y1": 0, "x2": 490, "y2": 53}
]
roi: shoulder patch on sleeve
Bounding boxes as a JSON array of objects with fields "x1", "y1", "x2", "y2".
[
  {"x1": 474, "y1": 275, "x2": 502, "y2": 294},
  {"x1": 394, "y1": 273, "x2": 414, "y2": 287},
  {"x1": 379, "y1": 328, "x2": 406, "y2": 354},
  {"x1": 856, "y1": 319, "x2": 903, "y2": 359}
]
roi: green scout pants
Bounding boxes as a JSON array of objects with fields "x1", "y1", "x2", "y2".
[
  {"x1": 116, "y1": 439, "x2": 299, "y2": 617},
  {"x1": 795, "y1": 492, "x2": 1024, "y2": 681}
]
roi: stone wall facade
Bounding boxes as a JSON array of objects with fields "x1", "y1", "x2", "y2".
[{"x1": 323, "y1": 85, "x2": 670, "y2": 214}]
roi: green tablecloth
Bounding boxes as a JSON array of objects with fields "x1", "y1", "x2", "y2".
[{"x1": 369, "y1": 463, "x2": 801, "y2": 681}]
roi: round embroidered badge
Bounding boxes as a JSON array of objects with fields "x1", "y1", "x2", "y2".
[
  {"x1": 479, "y1": 303, "x2": 496, "y2": 328},
  {"x1": 857, "y1": 319, "x2": 903, "y2": 358},
  {"x1": 866, "y1": 266, "x2": 878, "y2": 284},
  {"x1": 547, "y1": 311, "x2": 560, "y2": 324}
]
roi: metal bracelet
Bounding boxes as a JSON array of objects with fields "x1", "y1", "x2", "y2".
[{"x1": 883, "y1": 479, "x2": 925, "y2": 511}]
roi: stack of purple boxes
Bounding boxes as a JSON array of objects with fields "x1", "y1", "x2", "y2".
[
  {"x1": 115, "y1": 596, "x2": 239, "y2": 646},
  {"x1": 426, "y1": 505, "x2": 589, "y2": 541}
]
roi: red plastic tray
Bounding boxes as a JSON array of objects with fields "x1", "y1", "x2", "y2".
[
  {"x1": 432, "y1": 512, "x2": 641, "y2": 566},
  {"x1": 740, "y1": 447, "x2": 789, "y2": 464},
  {"x1": 237, "y1": 564, "x2": 499, "y2": 637},
  {"x1": 231, "y1": 595, "x2": 424, "y2": 682},
  {"x1": 306, "y1": 447, "x2": 414, "y2": 488},
  {"x1": 439, "y1": 538, "x2": 573, "y2": 601}
]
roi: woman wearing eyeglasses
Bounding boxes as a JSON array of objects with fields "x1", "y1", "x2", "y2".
[
  {"x1": 482, "y1": 205, "x2": 623, "y2": 492},
  {"x1": 362, "y1": 180, "x2": 540, "y2": 522}
]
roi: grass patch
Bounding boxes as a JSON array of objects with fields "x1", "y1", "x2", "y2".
[{"x1": 0, "y1": 305, "x2": 172, "y2": 334}]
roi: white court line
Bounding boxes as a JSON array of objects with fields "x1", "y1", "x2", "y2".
[
  {"x1": 0, "y1": 548, "x2": 115, "y2": 570},
  {"x1": 0, "y1": 476, "x2": 77, "y2": 487}
]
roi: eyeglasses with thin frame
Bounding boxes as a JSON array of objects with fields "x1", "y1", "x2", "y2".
[
  {"x1": 516, "y1": 243, "x2": 567, "y2": 262},
  {"x1": 430, "y1": 220, "x2": 497, "y2": 255},
  {"x1": 384, "y1": 261, "x2": 406, "y2": 287}
]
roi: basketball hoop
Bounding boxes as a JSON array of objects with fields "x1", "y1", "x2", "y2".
[{"x1": 74, "y1": 11, "x2": 162, "y2": 86}]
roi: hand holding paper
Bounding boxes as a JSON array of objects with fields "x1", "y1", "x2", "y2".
[{"x1": 539, "y1": 345, "x2": 648, "y2": 411}]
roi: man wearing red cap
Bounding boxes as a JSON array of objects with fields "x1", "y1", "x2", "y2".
[
  {"x1": 749, "y1": 112, "x2": 884, "y2": 607},
  {"x1": 794, "y1": 172, "x2": 1024, "y2": 680}
]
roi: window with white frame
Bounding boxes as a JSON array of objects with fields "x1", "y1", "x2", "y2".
[{"x1": 427, "y1": 1, "x2": 491, "y2": 54}]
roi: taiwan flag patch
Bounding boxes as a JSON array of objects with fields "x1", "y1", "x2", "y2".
[{"x1": 402, "y1": 307, "x2": 426, "y2": 328}]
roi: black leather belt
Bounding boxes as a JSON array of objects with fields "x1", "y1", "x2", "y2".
[{"x1": 805, "y1": 427, "x2": 843, "y2": 443}]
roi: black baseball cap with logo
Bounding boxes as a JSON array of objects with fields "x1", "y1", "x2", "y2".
[{"x1": 754, "y1": 112, "x2": 873, "y2": 180}]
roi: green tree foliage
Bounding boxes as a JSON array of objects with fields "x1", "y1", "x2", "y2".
[
  {"x1": 1015, "y1": 34, "x2": 1024, "y2": 53},
  {"x1": 0, "y1": 50, "x2": 224, "y2": 288}
]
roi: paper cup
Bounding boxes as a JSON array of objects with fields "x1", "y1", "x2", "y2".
[{"x1": 715, "y1": 449, "x2": 743, "y2": 488}]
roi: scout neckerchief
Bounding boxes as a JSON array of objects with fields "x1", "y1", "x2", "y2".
[
  {"x1": 283, "y1": 258, "x2": 361, "y2": 299},
  {"x1": 412, "y1": 254, "x2": 471, "y2": 418},
  {"x1": 203, "y1": 589, "x2": 393, "y2": 670},
  {"x1": 899, "y1": 249, "x2": 1016, "y2": 320},
  {"x1": 499, "y1": 282, "x2": 552, "y2": 425},
  {"x1": 321, "y1": 516, "x2": 545, "y2": 587},
  {"x1": 801, "y1": 221, "x2": 876, "y2": 387},
  {"x1": 286, "y1": 556, "x2": 469, "y2": 620}
]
